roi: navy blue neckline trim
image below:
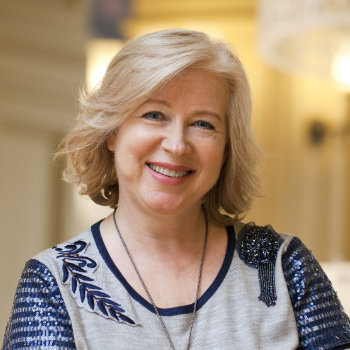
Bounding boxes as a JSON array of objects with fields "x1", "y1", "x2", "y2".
[{"x1": 91, "y1": 220, "x2": 235, "y2": 316}]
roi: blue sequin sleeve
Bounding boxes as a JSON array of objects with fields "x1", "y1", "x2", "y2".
[
  {"x1": 2, "y1": 259, "x2": 76, "y2": 349},
  {"x1": 282, "y1": 237, "x2": 350, "y2": 349}
]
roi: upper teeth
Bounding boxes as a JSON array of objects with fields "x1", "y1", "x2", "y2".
[{"x1": 149, "y1": 164, "x2": 190, "y2": 178}]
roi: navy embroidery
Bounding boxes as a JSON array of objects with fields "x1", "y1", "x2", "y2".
[
  {"x1": 53, "y1": 240, "x2": 137, "y2": 326},
  {"x1": 238, "y1": 224, "x2": 282, "y2": 307}
]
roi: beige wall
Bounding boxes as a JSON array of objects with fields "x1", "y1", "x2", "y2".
[
  {"x1": 1, "y1": 0, "x2": 349, "y2": 334},
  {"x1": 0, "y1": 0, "x2": 88, "y2": 333}
]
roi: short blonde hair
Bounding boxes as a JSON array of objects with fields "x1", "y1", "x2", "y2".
[{"x1": 57, "y1": 29, "x2": 261, "y2": 225}]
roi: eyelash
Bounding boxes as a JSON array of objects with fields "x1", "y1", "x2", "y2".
[
  {"x1": 142, "y1": 111, "x2": 165, "y2": 121},
  {"x1": 194, "y1": 120, "x2": 215, "y2": 130},
  {"x1": 142, "y1": 111, "x2": 215, "y2": 130}
]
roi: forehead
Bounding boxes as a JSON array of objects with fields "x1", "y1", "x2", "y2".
[
  {"x1": 155, "y1": 68, "x2": 226, "y2": 96},
  {"x1": 144, "y1": 68, "x2": 229, "y2": 115}
]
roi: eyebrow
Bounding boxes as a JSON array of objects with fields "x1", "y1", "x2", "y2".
[
  {"x1": 143, "y1": 99, "x2": 224, "y2": 121},
  {"x1": 144, "y1": 98, "x2": 171, "y2": 107},
  {"x1": 192, "y1": 110, "x2": 224, "y2": 122}
]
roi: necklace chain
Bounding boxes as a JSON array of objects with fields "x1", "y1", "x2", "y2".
[{"x1": 112, "y1": 208, "x2": 208, "y2": 350}]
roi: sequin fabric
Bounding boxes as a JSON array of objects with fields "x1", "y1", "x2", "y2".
[
  {"x1": 282, "y1": 237, "x2": 350, "y2": 349},
  {"x1": 238, "y1": 224, "x2": 282, "y2": 307},
  {"x1": 2, "y1": 259, "x2": 76, "y2": 349}
]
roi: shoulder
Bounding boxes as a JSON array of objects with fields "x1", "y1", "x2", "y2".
[
  {"x1": 236, "y1": 222, "x2": 288, "y2": 261},
  {"x1": 30, "y1": 226, "x2": 98, "y2": 282},
  {"x1": 234, "y1": 223, "x2": 350, "y2": 348},
  {"x1": 11, "y1": 225, "x2": 96, "y2": 314},
  {"x1": 11, "y1": 258, "x2": 69, "y2": 313},
  {"x1": 236, "y1": 223, "x2": 350, "y2": 349},
  {"x1": 34, "y1": 227, "x2": 94, "y2": 263},
  {"x1": 2, "y1": 228, "x2": 94, "y2": 349},
  {"x1": 234, "y1": 222, "x2": 291, "y2": 307},
  {"x1": 33, "y1": 221, "x2": 138, "y2": 327},
  {"x1": 3, "y1": 258, "x2": 76, "y2": 349},
  {"x1": 281, "y1": 236, "x2": 350, "y2": 349},
  {"x1": 233, "y1": 222, "x2": 319, "y2": 269}
]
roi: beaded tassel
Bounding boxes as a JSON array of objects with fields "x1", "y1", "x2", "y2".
[
  {"x1": 258, "y1": 262, "x2": 277, "y2": 306},
  {"x1": 238, "y1": 224, "x2": 282, "y2": 307}
]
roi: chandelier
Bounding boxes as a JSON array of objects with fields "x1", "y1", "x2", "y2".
[{"x1": 257, "y1": 0, "x2": 350, "y2": 89}]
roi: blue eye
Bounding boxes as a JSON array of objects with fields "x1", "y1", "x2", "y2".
[
  {"x1": 195, "y1": 120, "x2": 214, "y2": 130},
  {"x1": 143, "y1": 111, "x2": 163, "y2": 121}
]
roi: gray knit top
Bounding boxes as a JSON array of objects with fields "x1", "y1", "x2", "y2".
[{"x1": 3, "y1": 221, "x2": 350, "y2": 349}]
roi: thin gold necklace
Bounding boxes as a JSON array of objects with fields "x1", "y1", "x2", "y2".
[{"x1": 112, "y1": 208, "x2": 208, "y2": 350}]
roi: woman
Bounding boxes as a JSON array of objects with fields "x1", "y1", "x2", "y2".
[{"x1": 3, "y1": 29, "x2": 350, "y2": 349}]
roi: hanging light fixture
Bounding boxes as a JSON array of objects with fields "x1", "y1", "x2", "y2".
[
  {"x1": 257, "y1": 0, "x2": 350, "y2": 90},
  {"x1": 86, "y1": 0, "x2": 130, "y2": 91}
]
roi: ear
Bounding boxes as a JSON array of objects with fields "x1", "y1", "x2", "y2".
[{"x1": 106, "y1": 132, "x2": 117, "y2": 151}]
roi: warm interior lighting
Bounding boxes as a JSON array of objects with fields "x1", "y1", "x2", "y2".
[
  {"x1": 86, "y1": 39, "x2": 124, "y2": 91},
  {"x1": 128, "y1": 22, "x2": 225, "y2": 44},
  {"x1": 257, "y1": 0, "x2": 350, "y2": 81},
  {"x1": 332, "y1": 47, "x2": 350, "y2": 91}
]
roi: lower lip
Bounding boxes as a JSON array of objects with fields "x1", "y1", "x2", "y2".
[{"x1": 146, "y1": 165, "x2": 193, "y2": 185}]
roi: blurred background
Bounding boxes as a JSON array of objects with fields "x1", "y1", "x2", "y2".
[{"x1": 1, "y1": 0, "x2": 350, "y2": 334}]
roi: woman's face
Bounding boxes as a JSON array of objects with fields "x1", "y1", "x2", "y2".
[{"x1": 107, "y1": 68, "x2": 228, "y2": 215}]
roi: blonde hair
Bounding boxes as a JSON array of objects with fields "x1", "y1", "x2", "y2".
[{"x1": 57, "y1": 29, "x2": 261, "y2": 225}]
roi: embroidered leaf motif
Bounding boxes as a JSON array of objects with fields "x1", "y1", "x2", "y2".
[
  {"x1": 71, "y1": 277, "x2": 78, "y2": 293},
  {"x1": 54, "y1": 240, "x2": 86, "y2": 255},
  {"x1": 99, "y1": 298, "x2": 124, "y2": 311},
  {"x1": 66, "y1": 262, "x2": 86, "y2": 273},
  {"x1": 111, "y1": 305, "x2": 125, "y2": 313},
  {"x1": 99, "y1": 298, "x2": 121, "y2": 306},
  {"x1": 73, "y1": 273, "x2": 94, "y2": 282},
  {"x1": 90, "y1": 290, "x2": 111, "y2": 298},
  {"x1": 119, "y1": 313, "x2": 136, "y2": 325},
  {"x1": 97, "y1": 300, "x2": 108, "y2": 316},
  {"x1": 82, "y1": 283, "x2": 103, "y2": 291},
  {"x1": 62, "y1": 265, "x2": 69, "y2": 283},
  {"x1": 87, "y1": 293, "x2": 95, "y2": 309},
  {"x1": 109, "y1": 308, "x2": 119, "y2": 321},
  {"x1": 79, "y1": 284, "x2": 86, "y2": 303},
  {"x1": 53, "y1": 240, "x2": 137, "y2": 326}
]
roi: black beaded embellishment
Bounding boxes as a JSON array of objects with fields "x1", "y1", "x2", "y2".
[{"x1": 238, "y1": 224, "x2": 282, "y2": 307}]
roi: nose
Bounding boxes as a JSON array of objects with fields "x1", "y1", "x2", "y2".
[{"x1": 161, "y1": 122, "x2": 191, "y2": 156}]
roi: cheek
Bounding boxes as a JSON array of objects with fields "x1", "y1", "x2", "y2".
[
  {"x1": 202, "y1": 140, "x2": 226, "y2": 176},
  {"x1": 114, "y1": 128, "x2": 157, "y2": 170}
]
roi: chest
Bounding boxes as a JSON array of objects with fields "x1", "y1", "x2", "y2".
[{"x1": 58, "y1": 255, "x2": 299, "y2": 350}]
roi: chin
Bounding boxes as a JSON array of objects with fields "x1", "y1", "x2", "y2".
[{"x1": 143, "y1": 194, "x2": 199, "y2": 215}]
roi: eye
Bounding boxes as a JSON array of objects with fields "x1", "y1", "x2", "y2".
[
  {"x1": 194, "y1": 120, "x2": 215, "y2": 130},
  {"x1": 142, "y1": 111, "x2": 164, "y2": 121}
]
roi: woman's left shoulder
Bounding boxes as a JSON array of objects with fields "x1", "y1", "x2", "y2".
[
  {"x1": 234, "y1": 222, "x2": 350, "y2": 348},
  {"x1": 233, "y1": 221, "x2": 312, "y2": 263},
  {"x1": 281, "y1": 233, "x2": 350, "y2": 348},
  {"x1": 234, "y1": 222, "x2": 294, "y2": 264},
  {"x1": 233, "y1": 222, "x2": 289, "y2": 307}
]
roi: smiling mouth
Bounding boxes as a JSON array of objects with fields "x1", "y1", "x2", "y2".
[{"x1": 147, "y1": 163, "x2": 192, "y2": 178}]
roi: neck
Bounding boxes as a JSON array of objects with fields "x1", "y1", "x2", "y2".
[
  {"x1": 114, "y1": 200, "x2": 205, "y2": 254},
  {"x1": 99, "y1": 197, "x2": 227, "y2": 310}
]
